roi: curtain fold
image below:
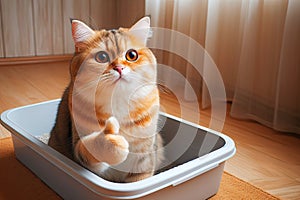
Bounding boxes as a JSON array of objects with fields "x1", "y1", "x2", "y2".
[
  {"x1": 146, "y1": 0, "x2": 300, "y2": 134},
  {"x1": 230, "y1": 0, "x2": 300, "y2": 133},
  {"x1": 146, "y1": 0, "x2": 208, "y2": 100}
]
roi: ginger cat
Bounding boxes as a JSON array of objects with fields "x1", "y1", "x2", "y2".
[{"x1": 48, "y1": 17, "x2": 164, "y2": 183}]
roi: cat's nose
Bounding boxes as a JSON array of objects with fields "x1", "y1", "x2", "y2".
[{"x1": 113, "y1": 65, "x2": 124, "y2": 75}]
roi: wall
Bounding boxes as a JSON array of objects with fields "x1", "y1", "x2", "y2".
[{"x1": 0, "y1": 0, "x2": 145, "y2": 58}]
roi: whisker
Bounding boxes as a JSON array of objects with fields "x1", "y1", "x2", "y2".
[
  {"x1": 73, "y1": 81, "x2": 98, "y2": 96},
  {"x1": 72, "y1": 73, "x2": 113, "y2": 96}
]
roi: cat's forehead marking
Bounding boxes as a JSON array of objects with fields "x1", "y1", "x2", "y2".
[
  {"x1": 110, "y1": 30, "x2": 120, "y2": 54},
  {"x1": 97, "y1": 30, "x2": 127, "y2": 60}
]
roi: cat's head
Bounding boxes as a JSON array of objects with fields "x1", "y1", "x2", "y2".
[{"x1": 70, "y1": 17, "x2": 157, "y2": 99}]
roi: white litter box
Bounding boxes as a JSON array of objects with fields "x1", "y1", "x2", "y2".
[{"x1": 0, "y1": 99, "x2": 235, "y2": 200}]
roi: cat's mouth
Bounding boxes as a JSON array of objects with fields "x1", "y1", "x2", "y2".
[
  {"x1": 112, "y1": 65, "x2": 130, "y2": 82},
  {"x1": 113, "y1": 65, "x2": 123, "y2": 76}
]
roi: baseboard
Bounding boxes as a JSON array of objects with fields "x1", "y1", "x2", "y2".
[{"x1": 0, "y1": 55, "x2": 73, "y2": 66}]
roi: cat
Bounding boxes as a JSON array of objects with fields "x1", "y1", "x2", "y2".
[{"x1": 48, "y1": 17, "x2": 164, "y2": 183}]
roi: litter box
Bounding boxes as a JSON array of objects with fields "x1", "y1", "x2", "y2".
[{"x1": 0, "y1": 99, "x2": 235, "y2": 200}]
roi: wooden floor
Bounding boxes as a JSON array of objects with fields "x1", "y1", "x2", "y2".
[{"x1": 0, "y1": 58, "x2": 299, "y2": 199}]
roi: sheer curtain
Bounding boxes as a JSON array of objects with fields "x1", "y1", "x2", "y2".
[
  {"x1": 146, "y1": 0, "x2": 208, "y2": 99},
  {"x1": 146, "y1": 0, "x2": 300, "y2": 134}
]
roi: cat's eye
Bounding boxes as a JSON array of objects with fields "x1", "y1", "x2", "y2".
[
  {"x1": 95, "y1": 51, "x2": 110, "y2": 63},
  {"x1": 125, "y1": 49, "x2": 138, "y2": 62}
]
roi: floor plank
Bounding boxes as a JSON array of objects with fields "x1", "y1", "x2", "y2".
[{"x1": 0, "y1": 60, "x2": 299, "y2": 199}]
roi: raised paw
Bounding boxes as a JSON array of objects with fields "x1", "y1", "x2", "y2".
[
  {"x1": 104, "y1": 116, "x2": 120, "y2": 134},
  {"x1": 102, "y1": 117, "x2": 129, "y2": 165},
  {"x1": 103, "y1": 134, "x2": 129, "y2": 165},
  {"x1": 79, "y1": 117, "x2": 129, "y2": 166}
]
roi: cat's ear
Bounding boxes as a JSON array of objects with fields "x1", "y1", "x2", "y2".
[
  {"x1": 129, "y1": 17, "x2": 151, "y2": 46},
  {"x1": 71, "y1": 19, "x2": 95, "y2": 45}
]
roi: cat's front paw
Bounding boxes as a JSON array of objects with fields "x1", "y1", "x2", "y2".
[
  {"x1": 104, "y1": 116, "x2": 120, "y2": 134},
  {"x1": 104, "y1": 134, "x2": 129, "y2": 165},
  {"x1": 103, "y1": 117, "x2": 129, "y2": 165}
]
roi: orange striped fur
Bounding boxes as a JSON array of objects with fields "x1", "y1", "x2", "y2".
[{"x1": 48, "y1": 17, "x2": 164, "y2": 183}]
